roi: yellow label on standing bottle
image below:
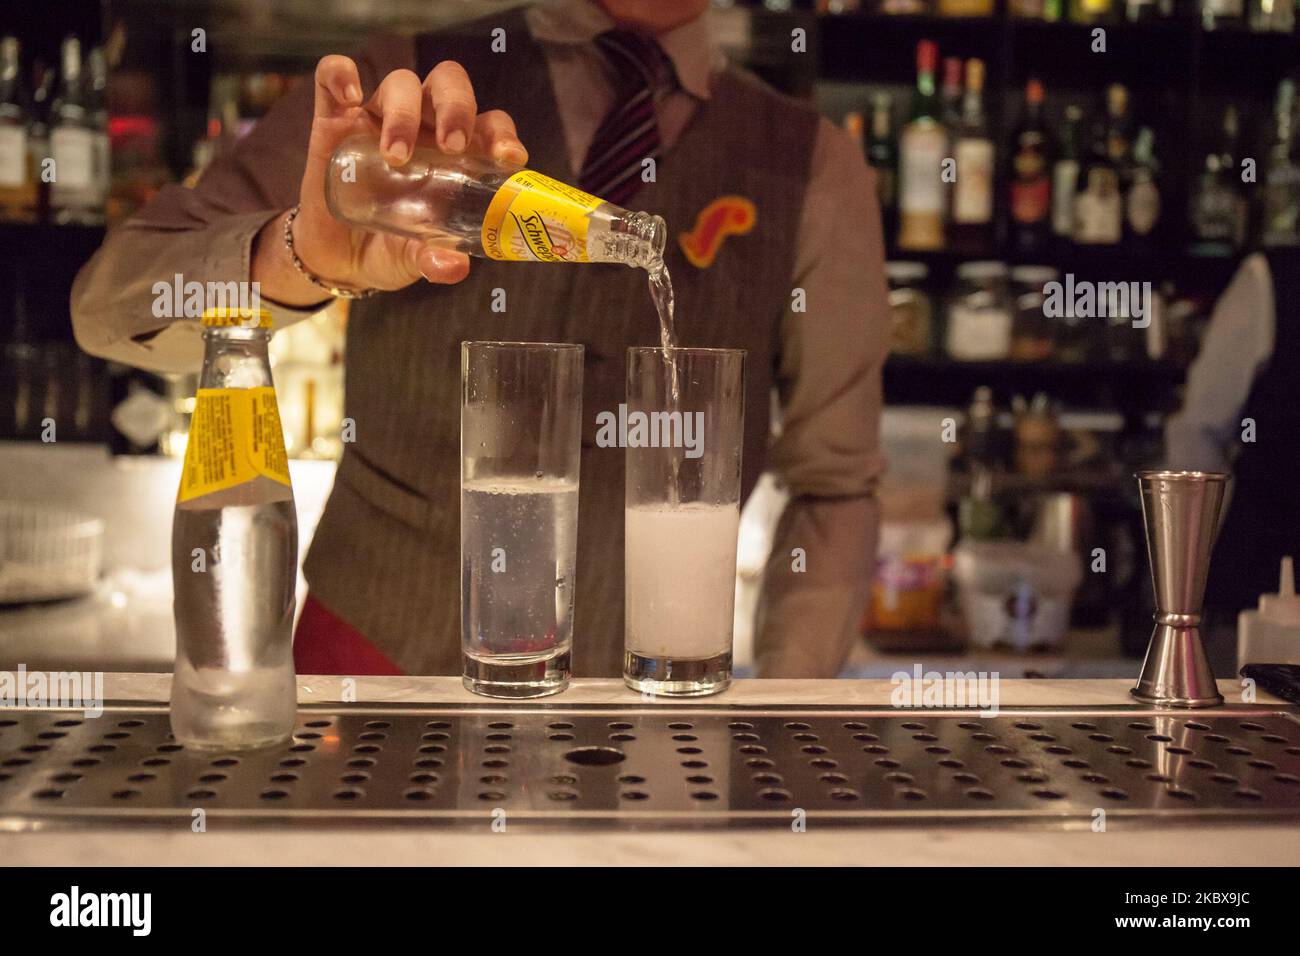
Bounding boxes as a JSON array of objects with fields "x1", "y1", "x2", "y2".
[
  {"x1": 481, "y1": 170, "x2": 604, "y2": 262},
  {"x1": 177, "y1": 387, "x2": 290, "y2": 503}
]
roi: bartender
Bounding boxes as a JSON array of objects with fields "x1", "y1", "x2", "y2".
[
  {"x1": 1166, "y1": 248, "x2": 1300, "y2": 619},
  {"x1": 71, "y1": 0, "x2": 888, "y2": 678}
]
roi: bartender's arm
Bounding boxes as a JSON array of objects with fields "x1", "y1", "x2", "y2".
[
  {"x1": 1164, "y1": 253, "x2": 1275, "y2": 473},
  {"x1": 70, "y1": 37, "x2": 525, "y2": 372},
  {"x1": 754, "y1": 119, "x2": 888, "y2": 678}
]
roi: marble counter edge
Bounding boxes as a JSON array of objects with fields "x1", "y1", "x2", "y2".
[
  {"x1": 3, "y1": 825, "x2": 1298, "y2": 867},
  {"x1": 27, "y1": 674, "x2": 1281, "y2": 708}
]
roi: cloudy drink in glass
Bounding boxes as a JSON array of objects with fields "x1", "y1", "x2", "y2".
[{"x1": 624, "y1": 347, "x2": 745, "y2": 696}]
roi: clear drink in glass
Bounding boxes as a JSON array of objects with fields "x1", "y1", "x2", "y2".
[{"x1": 461, "y1": 341, "x2": 583, "y2": 697}]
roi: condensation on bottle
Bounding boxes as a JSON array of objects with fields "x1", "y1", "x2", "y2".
[{"x1": 170, "y1": 306, "x2": 298, "y2": 751}]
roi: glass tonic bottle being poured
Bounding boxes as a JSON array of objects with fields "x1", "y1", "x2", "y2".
[
  {"x1": 326, "y1": 131, "x2": 680, "y2": 395},
  {"x1": 325, "y1": 132, "x2": 667, "y2": 269}
]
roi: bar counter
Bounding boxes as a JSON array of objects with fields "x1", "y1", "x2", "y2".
[{"x1": 2, "y1": 675, "x2": 1297, "y2": 866}]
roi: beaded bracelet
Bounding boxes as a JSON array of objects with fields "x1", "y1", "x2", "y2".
[{"x1": 283, "y1": 205, "x2": 378, "y2": 300}]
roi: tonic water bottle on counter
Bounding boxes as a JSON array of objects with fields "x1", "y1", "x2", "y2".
[
  {"x1": 170, "y1": 307, "x2": 298, "y2": 751},
  {"x1": 325, "y1": 132, "x2": 666, "y2": 269}
]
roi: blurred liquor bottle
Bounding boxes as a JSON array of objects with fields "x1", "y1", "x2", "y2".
[
  {"x1": 937, "y1": 0, "x2": 994, "y2": 14},
  {"x1": 1010, "y1": 0, "x2": 1047, "y2": 17},
  {"x1": 1248, "y1": 0, "x2": 1295, "y2": 31},
  {"x1": 898, "y1": 40, "x2": 947, "y2": 252},
  {"x1": 1190, "y1": 105, "x2": 1248, "y2": 255},
  {"x1": 0, "y1": 36, "x2": 37, "y2": 223},
  {"x1": 843, "y1": 108, "x2": 864, "y2": 154},
  {"x1": 939, "y1": 55, "x2": 961, "y2": 233},
  {"x1": 878, "y1": 0, "x2": 931, "y2": 13},
  {"x1": 1051, "y1": 105, "x2": 1083, "y2": 244},
  {"x1": 1073, "y1": 85, "x2": 1125, "y2": 246},
  {"x1": 1104, "y1": 82, "x2": 1132, "y2": 195},
  {"x1": 1070, "y1": 0, "x2": 1114, "y2": 23},
  {"x1": 26, "y1": 64, "x2": 52, "y2": 221},
  {"x1": 1261, "y1": 79, "x2": 1299, "y2": 248},
  {"x1": 1124, "y1": 0, "x2": 1173, "y2": 19},
  {"x1": 50, "y1": 36, "x2": 104, "y2": 225},
  {"x1": 949, "y1": 58, "x2": 994, "y2": 254},
  {"x1": 867, "y1": 92, "x2": 897, "y2": 223},
  {"x1": 1124, "y1": 126, "x2": 1161, "y2": 247},
  {"x1": 940, "y1": 57, "x2": 962, "y2": 132},
  {"x1": 1010, "y1": 78, "x2": 1051, "y2": 255},
  {"x1": 269, "y1": 301, "x2": 348, "y2": 461},
  {"x1": 86, "y1": 47, "x2": 110, "y2": 218},
  {"x1": 1200, "y1": 0, "x2": 1245, "y2": 29},
  {"x1": 846, "y1": 95, "x2": 898, "y2": 233},
  {"x1": 843, "y1": 108, "x2": 871, "y2": 219}
]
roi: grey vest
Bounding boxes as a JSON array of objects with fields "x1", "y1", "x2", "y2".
[{"x1": 303, "y1": 12, "x2": 817, "y2": 675}]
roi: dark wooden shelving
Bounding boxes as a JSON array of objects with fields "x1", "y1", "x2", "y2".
[
  {"x1": 0, "y1": 221, "x2": 107, "y2": 241},
  {"x1": 947, "y1": 465, "x2": 1136, "y2": 500},
  {"x1": 0, "y1": 222, "x2": 108, "y2": 343},
  {"x1": 815, "y1": 6, "x2": 1298, "y2": 276},
  {"x1": 884, "y1": 353, "x2": 1186, "y2": 410},
  {"x1": 814, "y1": 5, "x2": 1295, "y2": 415},
  {"x1": 882, "y1": 241, "x2": 1218, "y2": 269}
]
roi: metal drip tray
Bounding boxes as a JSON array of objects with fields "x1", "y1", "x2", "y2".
[{"x1": 3, "y1": 703, "x2": 1300, "y2": 829}]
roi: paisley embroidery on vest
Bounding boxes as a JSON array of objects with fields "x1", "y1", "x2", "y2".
[{"x1": 678, "y1": 195, "x2": 757, "y2": 268}]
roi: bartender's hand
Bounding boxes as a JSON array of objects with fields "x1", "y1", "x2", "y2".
[{"x1": 254, "y1": 56, "x2": 528, "y2": 305}]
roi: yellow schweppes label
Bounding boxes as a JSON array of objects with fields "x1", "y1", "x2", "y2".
[
  {"x1": 177, "y1": 387, "x2": 290, "y2": 503},
  {"x1": 481, "y1": 170, "x2": 603, "y2": 262}
]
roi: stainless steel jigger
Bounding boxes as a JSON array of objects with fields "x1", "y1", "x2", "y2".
[{"x1": 1132, "y1": 470, "x2": 1230, "y2": 708}]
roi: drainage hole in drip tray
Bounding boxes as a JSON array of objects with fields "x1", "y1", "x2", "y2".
[{"x1": 564, "y1": 746, "x2": 625, "y2": 767}]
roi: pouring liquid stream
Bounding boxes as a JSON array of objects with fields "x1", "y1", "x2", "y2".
[
  {"x1": 648, "y1": 259, "x2": 678, "y2": 394},
  {"x1": 647, "y1": 259, "x2": 683, "y2": 505}
]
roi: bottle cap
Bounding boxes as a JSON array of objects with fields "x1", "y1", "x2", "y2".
[
  {"x1": 201, "y1": 307, "x2": 272, "y2": 329},
  {"x1": 1259, "y1": 556, "x2": 1300, "y2": 626},
  {"x1": 943, "y1": 57, "x2": 962, "y2": 91},
  {"x1": 916, "y1": 40, "x2": 937, "y2": 75}
]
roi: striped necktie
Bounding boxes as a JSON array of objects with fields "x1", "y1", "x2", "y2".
[{"x1": 578, "y1": 29, "x2": 672, "y2": 208}]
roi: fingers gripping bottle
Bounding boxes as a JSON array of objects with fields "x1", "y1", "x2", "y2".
[
  {"x1": 170, "y1": 307, "x2": 298, "y2": 751},
  {"x1": 325, "y1": 133, "x2": 667, "y2": 268}
]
